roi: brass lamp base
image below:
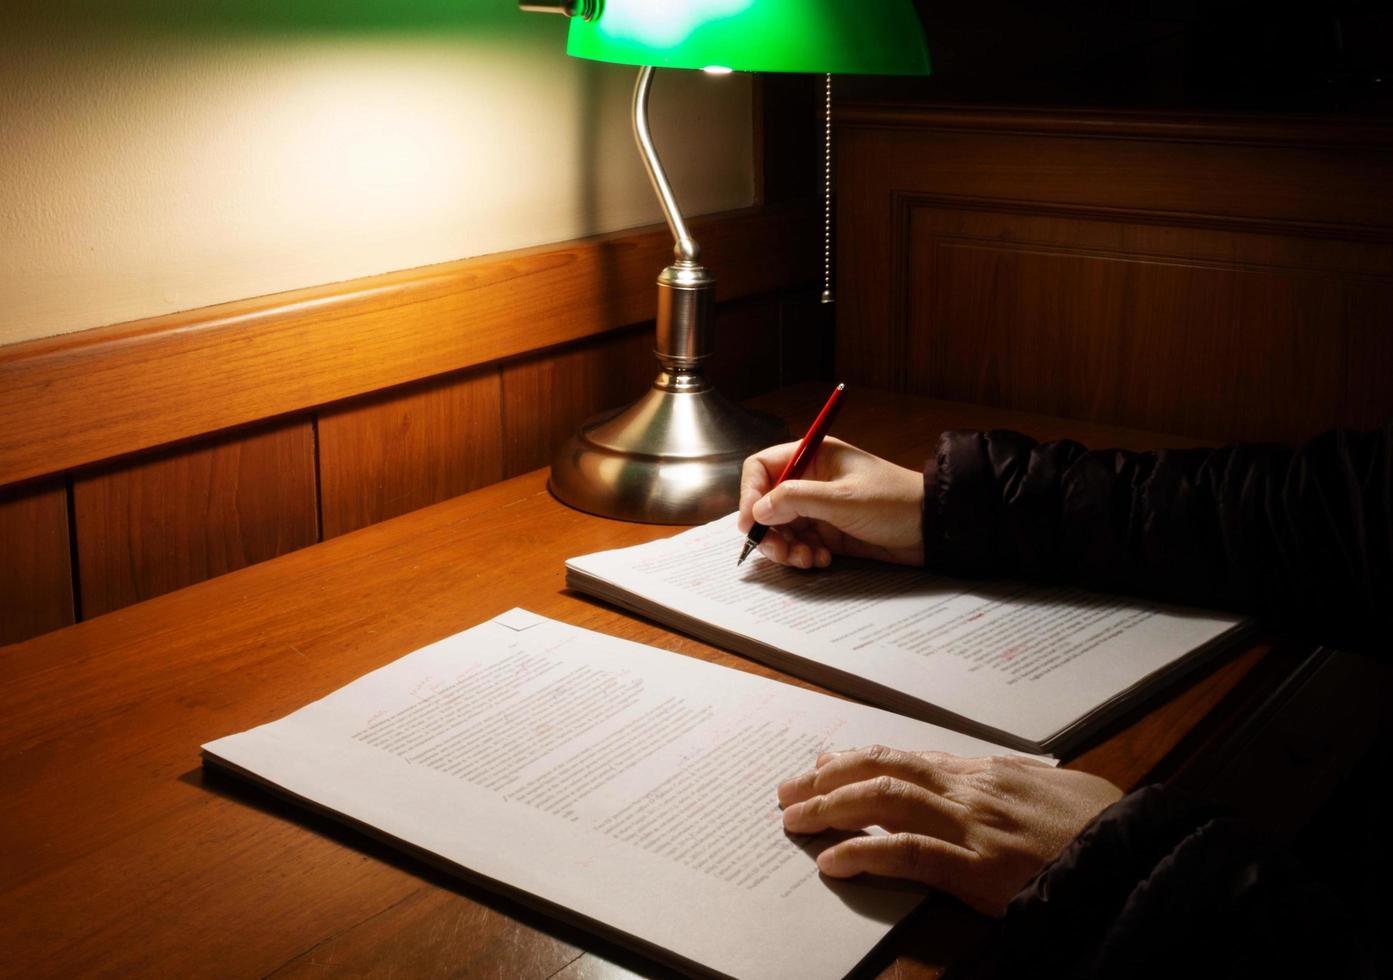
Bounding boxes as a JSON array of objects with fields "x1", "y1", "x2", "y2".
[{"x1": 549, "y1": 371, "x2": 787, "y2": 524}]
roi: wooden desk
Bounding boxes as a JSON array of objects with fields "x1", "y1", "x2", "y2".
[{"x1": 0, "y1": 385, "x2": 1294, "y2": 979}]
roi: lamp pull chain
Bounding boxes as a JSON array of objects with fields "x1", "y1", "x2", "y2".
[{"x1": 821, "y1": 73, "x2": 834, "y2": 305}]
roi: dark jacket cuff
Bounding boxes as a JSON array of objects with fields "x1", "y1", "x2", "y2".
[{"x1": 992, "y1": 784, "x2": 1348, "y2": 979}]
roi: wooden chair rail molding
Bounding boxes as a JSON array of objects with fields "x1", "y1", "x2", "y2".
[
  {"x1": 0, "y1": 202, "x2": 817, "y2": 489},
  {"x1": 832, "y1": 102, "x2": 1393, "y2": 445}
]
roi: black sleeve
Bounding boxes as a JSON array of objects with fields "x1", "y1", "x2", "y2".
[
  {"x1": 920, "y1": 422, "x2": 1393, "y2": 652},
  {"x1": 983, "y1": 786, "x2": 1355, "y2": 980}
]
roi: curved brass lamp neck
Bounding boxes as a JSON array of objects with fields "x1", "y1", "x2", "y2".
[{"x1": 632, "y1": 66, "x2": 701, "y2": 266}]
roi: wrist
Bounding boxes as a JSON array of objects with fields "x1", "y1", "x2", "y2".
[{"x1": 886, "y1": 463, "x2": 926, "y2": 561}]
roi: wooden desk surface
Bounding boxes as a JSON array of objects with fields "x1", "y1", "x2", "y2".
[{"x1": 0, "y1": 384, "x2": 1287, "y2": 979}]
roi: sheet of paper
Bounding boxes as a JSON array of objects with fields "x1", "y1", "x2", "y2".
[
  {"x1": 204, "y1": 611, "x2": 1031, "y2": 980},
  {"x1": 567, "y1": 515, "x2": 1245, "y2": 746}
]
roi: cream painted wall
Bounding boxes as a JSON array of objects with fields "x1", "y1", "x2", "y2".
[{"x1": 0, "y1": 17, "x2": 754, "y2": 346}]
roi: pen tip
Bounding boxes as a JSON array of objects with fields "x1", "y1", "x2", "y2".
[{"x1": 737, "y1": 540, "x2": 755, "y2": 566}]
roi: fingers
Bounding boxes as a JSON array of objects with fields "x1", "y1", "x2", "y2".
[
  {"x1": 758, "y1": 524, "x2": 831, "y2": 569},
  {"x1": 740, "y1": 437, "x2": 858, "y2": 534},
  {"x1": 815, "y1": 833, "x2": 978, "y2": 896},
  {"x1": 815, "y1": 747, "x2": 976, "y2": 775},
  {"x1": 775, "y1": 746, "x2": 1115, "y2": 919},
  {"x1": 779, "y1": 745, "x2": 959, "y2": 807},
  {"x1": 751, "y1": 478, "x2": 853, "y2": 530},
  {"x1": 782, "y1": 776, "x2": 964, "y2": 843},
  {"x1": 738, "y1": 443, "x2": 801, "y2": 534}
]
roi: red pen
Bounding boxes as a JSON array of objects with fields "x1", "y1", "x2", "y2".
[{"x1": 737, "y1": 382, "x2": 847, "y2": 566}]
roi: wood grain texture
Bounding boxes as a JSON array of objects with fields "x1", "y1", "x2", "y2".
[
  {"x1": 903, "y1": 205, "x2": 1392, "y2": 443},
  {"x1": 265, "y1": 887, "x2": 584, "y2": 980},
  {"x1": 318, "y1": 367, "x2": 504, "y2": 539},
  {"x1": 500, "y1": 326, "x2": 657, "y2": 480},
  {"x1": 0, "y1": 385, "x2": 1271, "y2": 980},
  {"x1": 0, "y1": 479, "x2": 74, "y2": 646},
  {"x1": 703, "y1": 292, "x2": 785, "y2": 401},
  {"x1": 0, "y1": 203, "x2": 818, "y2": 489},
  {"x1": 833, "y1": 104, "x2": 1393, "y2": 441},
  {"x1": 777, "y1": 291, "x2": 837, "y2": 388},
  {"x1": 836, "y1": 106, "x2": 1393, "y2": 234},
  {"x1": 72, "y1": 418, "x2": 318, "y2": 618},
  {"x1": 836, "y1": 104, "x2": 1393, "y2": 152}
]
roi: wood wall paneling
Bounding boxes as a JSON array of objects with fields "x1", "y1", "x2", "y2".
[
  {"x1": 500, "y1": 327, "x2": 665, "y2": 480},
  {"x1": 704, "y1": 293, "x2": 785, "y2": 401},
  {"x1": 0, "y1": 479, "x2": 74, "y2": 646},
  {"x1": 834, "y1": 105, "x2": 1393, "y2": 158},
  {"x1": 903, "y1": 205, "x2": 1390, "y2": 444},
  {"x1": 72, "y1": 418, "x2": 318, "y2": 619},
  {"x1": 1343, "y1": 278, "x2": 1393, "y2": 430},
  {"x1": 0, "y1": 206, "x2": 820, "y2": 644},
  {"x1": 835, "y1": 106, "x2": 1393, "y2": 444},
  {"x1": 776, "y1": 292, "x2": 837, "y2": 389},
  {"x1": 837, "y1": 113, "x2": 1393, "y2": 231},
  {"x1": 0, "y1": 203, "x2": 818, "y2": 489},
  {"x1": 317, "y1": 367, "x2": 504, "y2": 539},
  {"x1": 836, "y1": 128, "x2": 904, "y2": 392}
]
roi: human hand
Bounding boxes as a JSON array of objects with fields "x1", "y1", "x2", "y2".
[
  {"x1": 737, "y1": 438, "x2": 925, "y2": 569},
  {"x1": 777, "y1": 746, "x2": 1123, "y2": 917}
]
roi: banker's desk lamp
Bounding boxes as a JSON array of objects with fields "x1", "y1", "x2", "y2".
[{"x1": 521, "y1": 0, "x2": 930, "y2": 523}]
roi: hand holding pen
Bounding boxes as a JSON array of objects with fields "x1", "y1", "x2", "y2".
[
  {"x1": 738, "y1": 383, "x2": 846, "y2": 565},
  {"x1": 736, "y1": 385, "x2": 928, "y2": 569}
]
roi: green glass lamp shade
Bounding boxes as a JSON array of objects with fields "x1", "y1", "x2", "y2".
[{"x1": 566, "y1": 0, "x2": 931, "y2": 75}]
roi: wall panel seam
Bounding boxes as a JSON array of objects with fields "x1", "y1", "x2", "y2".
[{"x1": 64, "y1": 474, "x2": 83, "y2": 624}]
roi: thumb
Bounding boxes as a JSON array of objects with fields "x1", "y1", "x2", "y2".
[{"x1": 752, "y1": 479, "x2": 853, "y2": 528}]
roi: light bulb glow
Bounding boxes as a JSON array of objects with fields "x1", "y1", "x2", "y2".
[{"x1": 566, "y1": 0, "x2": 931, "y2": 76}]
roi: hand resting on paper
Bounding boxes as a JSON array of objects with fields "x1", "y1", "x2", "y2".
[
  {"x1": 737, "y1": 437, "x2": 925, "y2": 569},
  {"x1": 777, "y1": 745, "x2": 1122, "y2": 918}
]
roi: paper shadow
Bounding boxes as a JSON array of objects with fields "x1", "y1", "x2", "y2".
[
  {"x1": 784, "y1": 828, "x2": 990, "y2": 979},
  {"x1": 785, "y1": 828, "x2": 927, "y2": 925},
  {"x1": 737, "y1": 554, "x2": 1229, "y2": 622}
]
